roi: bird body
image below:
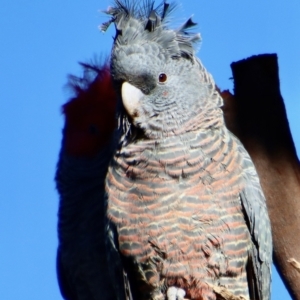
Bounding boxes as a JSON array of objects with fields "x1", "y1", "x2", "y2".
[
  {"x1": 56, "y1": 64, "x2": 119, "y2": 300},
  {"x1": 103, "y1": 1, "x2": 272, "y2": 299},
  {"x1": 106, "y1": 128, "x2": 254, "y2": 299},
  {"x1": 56, "y1": 1, "x2": 272, "y2": 300}
]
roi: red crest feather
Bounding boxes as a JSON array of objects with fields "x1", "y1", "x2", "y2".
[{"x1": 62, "y1": 63, "x2": 117, "y2": 157}]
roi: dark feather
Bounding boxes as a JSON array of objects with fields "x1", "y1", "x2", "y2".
[
  {"x1": 145, "y1": 10, "x2": 160, "y2": 32},
  {"x1": 101, "y1": 0, "x2": 200, "y2": 61}
]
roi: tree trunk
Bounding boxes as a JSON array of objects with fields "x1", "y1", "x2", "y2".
[{"x1": 222, "y1": 54, "x2": 300, "y2": 299}]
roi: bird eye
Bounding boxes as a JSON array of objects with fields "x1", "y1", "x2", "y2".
[{"x1": 158, "y1": 73, "x2": 167, "y2": 83}]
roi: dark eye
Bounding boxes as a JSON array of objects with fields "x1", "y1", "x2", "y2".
[{"x1": 158, "y1": 73, "x2": 167, "y2": 83}]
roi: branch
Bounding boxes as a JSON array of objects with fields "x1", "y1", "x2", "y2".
[{"x1": 221, "y1": 54, "x2": 300, "y2": 299}]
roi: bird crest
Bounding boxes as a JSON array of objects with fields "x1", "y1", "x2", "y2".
[{"x1": 101, "y1": 0, "x2": 201, "y2": 60}]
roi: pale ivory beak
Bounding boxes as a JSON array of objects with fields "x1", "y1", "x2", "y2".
[{"x1": 121, "y1": 82, "x2": 144, "y2": 117}]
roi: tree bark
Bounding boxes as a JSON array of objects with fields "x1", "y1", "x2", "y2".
[{"x1": 222, "y1": 54, "x2": 300, "y2": 300}]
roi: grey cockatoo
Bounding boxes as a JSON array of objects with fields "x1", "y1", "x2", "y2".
[{"x1": 102, "y1": 1, "x2": 272, "y2": 300}]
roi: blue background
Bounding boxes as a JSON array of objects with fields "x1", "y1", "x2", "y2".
[{"x1": 1, "y1": 1, "x2": 299, "y2": 299}]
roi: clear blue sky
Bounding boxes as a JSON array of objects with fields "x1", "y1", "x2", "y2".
[{"x1": 1, "y1": 1, "x2": 299, "y2": 299}]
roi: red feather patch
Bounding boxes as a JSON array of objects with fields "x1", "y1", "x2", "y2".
[{"x1": 62, "y1": 63, "x2": 117, "y2": 157}]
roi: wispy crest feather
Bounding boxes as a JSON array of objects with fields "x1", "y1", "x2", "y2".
[{"x1": 101, "y1": 0, "x2": 201, "y2": 60}]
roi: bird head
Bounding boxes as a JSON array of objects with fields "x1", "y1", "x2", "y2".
[
  {"x1": 102, "y1": 1, "x2": 223, "y2": 140},
  {"x1": 62, "y1": 63, "x2": 117, "y2": 157}
]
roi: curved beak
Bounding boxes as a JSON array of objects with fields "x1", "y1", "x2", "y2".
[{"x1": 121, "y1": 82, "x2": 144, "y2": 117}]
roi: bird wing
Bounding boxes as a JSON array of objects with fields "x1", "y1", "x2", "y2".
[{"x1": 237, "y1": 137, "x2": 272, "y2": 300}]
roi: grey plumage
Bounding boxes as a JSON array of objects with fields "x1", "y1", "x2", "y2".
[
  {"x1": 56, "y1": 1, "x2": 272, "y2": 299},
  {"x1": 104, "y1": 1, "x2": 272, "y2": 299}
]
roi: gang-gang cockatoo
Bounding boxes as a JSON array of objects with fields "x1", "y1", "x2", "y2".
[
  {"x1": 101, "y1": 1, "x2": 272, "y2": 300},
  {"x1": 55, "y1": 63, "x2": 125, "y2": 299}
]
